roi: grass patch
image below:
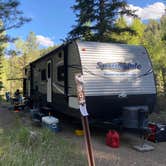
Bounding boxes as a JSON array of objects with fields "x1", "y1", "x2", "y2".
[{"x1": 0, "y1": 124, "x2": 87, "y2": 166}]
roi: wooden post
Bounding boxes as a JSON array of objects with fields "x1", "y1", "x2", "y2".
[{"x1": 75, "y1": 73, "x2": 95, "y2": 166}]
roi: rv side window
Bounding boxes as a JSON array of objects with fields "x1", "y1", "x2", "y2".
[
  {"x1": 57, "y1": 65, "x2": 64, "y2": 82},
  {"x1": 41, "y1": 69, "x2": 46, "y2": 81},
  {"x1": 25, "y1": 68, "x2": 27, "y2": 75},
  {"x1": 47, "y1": 63, "x2": 51, "y2": 78},
  {"x1": 27, "y1": 71, "x2": 31, "y2": 80}
]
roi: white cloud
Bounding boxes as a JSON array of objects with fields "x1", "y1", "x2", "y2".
[
  {"x1": 36, "y1": 35, "x2": 54, "y2": 47},
  {"x1": 129, "y1": 2, "x2": 166, "y2": 20}
]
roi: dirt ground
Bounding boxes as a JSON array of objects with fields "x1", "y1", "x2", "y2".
[
  {"x1": 0, "y1": 102, "x2": 166, "y2": 166},
  {"x1": 58, "y1": 115, "x2": 166, "y2": 166}
]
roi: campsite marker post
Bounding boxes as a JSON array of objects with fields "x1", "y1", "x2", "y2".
[{"x1": 75, "y1": 73, "x2": 95, "y2": 166}]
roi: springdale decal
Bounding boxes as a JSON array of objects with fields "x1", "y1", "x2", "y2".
[{"x1": 96, "y1": 62, "x2": 142, "y2": 72}]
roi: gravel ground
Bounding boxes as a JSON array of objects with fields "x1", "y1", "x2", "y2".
[
  {"x1": 0, "y1": 102, "x2": 166, "y2": 166},
  {"x1": 58, "y1": 117, "x2": 166, "y2": 166}
]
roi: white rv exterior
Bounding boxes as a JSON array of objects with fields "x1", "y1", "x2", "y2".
[
  {"x1": 24, "y1": 40, "x2": 156, "y2": 128},
  {"x1": 76, "y1": 41, "x2": 156, "y2": 96}
]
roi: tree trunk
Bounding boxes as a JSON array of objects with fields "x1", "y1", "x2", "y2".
[{"x1": 98, "y1": 0, "x2": 105, "y2": 41}]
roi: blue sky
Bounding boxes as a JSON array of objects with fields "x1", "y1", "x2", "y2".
[{"x1": 7, "y1": 0, "x2": 166, "y2": 47}]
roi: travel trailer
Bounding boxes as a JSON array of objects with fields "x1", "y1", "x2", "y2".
[{"x1": 24, "y1": 40, "x2": 156, "y2": 129}]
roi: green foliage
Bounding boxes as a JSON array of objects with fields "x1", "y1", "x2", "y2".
[
  {"x1": 143, "y1": 16, "x2": 166, "y2": 95},
  {"x1": 93, "y1": 0, "x2": 136, "y2": 42},
  {"x1": 14, "y1": 32, "x2": 40, "y2": 66},
  {"x1": 69, "y1": 0, "x2": 94, "y2": 40},
  {"x1": 0, "y1": 0, "x2": 31, "y2": 42},
  {"x1": 40, "y1": 45, "x2": 58, "y2": 57},
  {"x1": 0, "y1": 32, "x2": 41, "y2": 96},
  {"x1": 16, "y1": 127, "x2": 30, "y2": 146},
  {"x1": 0, "y1": 0, "x2": 30, "y2": 97},
  {"x1": 1, "y1": 31, "x2": 56, "y2": 96},
  {"x1": 0, "y1": 126, "x2": 86, "y2": 166},
  {"x1": 0, "y1": 54, "x2": 10, "y2": 97},
  {"x1": 68, "y1": 0, "x2": 136, "y2": 42},
  {"x1": 111, "y1": 17, "x2": 145, "y2": 44},
  {"x1": 160, "y1": 15, "x2": 166, "y2": 43},
  {"x1": 0, "y1": 22, "x2": 7, "y2": 94}
]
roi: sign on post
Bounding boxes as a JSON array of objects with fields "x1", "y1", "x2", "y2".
[{"x1": 75, "y1": 73, "x2": 95, "y2": 166}]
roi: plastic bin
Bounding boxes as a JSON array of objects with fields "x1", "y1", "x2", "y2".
[{"x1": 42, "y1": 116, "x2": 60, "y2": 132}]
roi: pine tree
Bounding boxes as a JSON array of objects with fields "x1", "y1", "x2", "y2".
[
  {"x1": 68, "y1": 0, "x2": 95, "y2": 40},
  {"x1": 68, "y1": 0, "x2": 136, "y2": 41}
]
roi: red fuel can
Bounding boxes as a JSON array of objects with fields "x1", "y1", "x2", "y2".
[
  {"x1": 148, "y1": 123, "x2": 157, "y2": 142},
  {"x1": 106, "y1": 130, "x2": 120, "y2": 148}
]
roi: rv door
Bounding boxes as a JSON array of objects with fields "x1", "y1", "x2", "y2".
[{"x1": 47, "y1": 61, "x2": 52, "y2": 102}]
